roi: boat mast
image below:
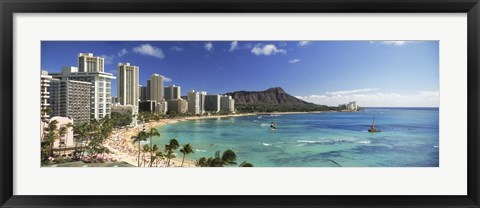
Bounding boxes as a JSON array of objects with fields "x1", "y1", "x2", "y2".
[{"x1": 371, "y1": 114, "x2": 375, "y2": 129}]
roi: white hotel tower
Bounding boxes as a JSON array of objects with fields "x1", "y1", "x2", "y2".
[
  {"x1": 40, "y1": 70, "x2": 52, "y2": 120},
  {"x1": 78, "y1": 53, "x2": 104, "y2": 73},
  {"x1": 187, "y1": 90, "x2": 201, "y2": 115},
  {"x1": 117, "y1": 63, "x2": 139, "y2": 111},
  {"x1": 50, "y1": 53, "x2": 115, "y2": 120}
]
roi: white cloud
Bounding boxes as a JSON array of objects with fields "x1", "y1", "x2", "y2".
[
  {"x1": 371, "y1": 41, "x2": 412, "y2": 46},
  {"x1": 229, "y1": 41, "x2": 238, "y2": 52},
  {"x1": 418, "y1": 91, "x2": 440, "y2": 97},
  {"x1": 161, "y1": 76, "x2": 172, "y2": 82},
  {"x1": 251, "y1": 44, "x2": 286, "y2": 56},
  {"x1": 298, "y1": 41, "x2": 310, "y2": 47},
  {"x1": 204, "y1": 42, "x2": 214, "y2": 52},
  {"x1": 296, "y1": 90, "x2": 439, "y2": 107},
  {"x1": 382, "y1": 41, "x2": 407, "y2": 46},
  {"x1": 170, "y1": 46, "x2": 184, "y2": 52},
  {"x1": 117, "y1": 48, "x2": 128, "y2": 57},
  {"x1": 133, "y1": 44, "x2": 165, "y2": 59},
  {"x1": 325, "y1": 88, "x2": 377, "y2": 95},
  {"x1": 289, "y1": 59, "x2": 301, "y2": 64},
  {"x1": 100, "y1": 54, "x2": 115, "y2": 64}
]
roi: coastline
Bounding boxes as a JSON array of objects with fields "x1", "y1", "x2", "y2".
[
  {"x1": 104, "y1": 111, "x2": 325, "y2": 167},
  {"x1": 104, "y1": 113, "x2": 258, "y2": 167}
]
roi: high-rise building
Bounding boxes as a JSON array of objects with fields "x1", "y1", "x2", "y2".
[
  {"x1": 167, "y1": 99, "x2": 188, "y2": 114},
  {"x1": 204, "y1": 94, "x2": 221, "y2": 113},
  {"x1": 164, "y1": 85, "x2": 180, "y2": 101},
  {"x1": 50, "y1": 66, "x2": 115, "y2": 120},
  {"x1": 199, "y1": 91, "x2": 207, "y2": 115},
  {"x1": 111, "y1": 96, "x2": 119, "y2": 105},
  {"x1": 78, "y1": 53, "x2": 104, "y2": 73},
  {"x1": 41, "y1": 70, "x2": 52, "y2": 120},
  {"x1": 148, "y1": 74, "x2": 164, "y2": 102},
  {"x1": 139, "y1": 100, "x2": 157, "y2": 112},
  {"x1": 49, "y1": 78, "x2": 91, "y2": 124},
  {"x1": 139, "y1": 85, "x2": 148, "y2": 101},
  {"x1": 156, "y1": 100, "x2": 168, "y2": 115},
  {"x1": 187, "y1": 90, "x2": 201, "y2": 115},
  {"x1": 220, "y1": 95, "x2": 235, "y2": 113},
  {"x1": 117, "y1": 63, "x2": 139, "y2": 111},
  {"x1": 347, "y1": 101, "x2": 358, "y2": 111}
]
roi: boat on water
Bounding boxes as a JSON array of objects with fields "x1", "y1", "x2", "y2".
[{"x1": 368, "y1": 114, "x2": 381, "y2": 133}]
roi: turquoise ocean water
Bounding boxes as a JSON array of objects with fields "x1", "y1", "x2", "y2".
[{"x1": 154, "y1": 108, "x2": 439, "y2": 167}]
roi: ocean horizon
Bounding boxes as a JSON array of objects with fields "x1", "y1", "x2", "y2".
[{"x1": 153, "y1": 107, "x2": 439, "y2": 167}]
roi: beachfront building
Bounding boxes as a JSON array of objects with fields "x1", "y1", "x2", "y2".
[
  {"x1": 111, "y1": 96, "x2": 119, "y2": 105},
  {"x1": 117, "y1": 63, "x2": 139, "y2": 111},
  {"x1": 164, "y1": 85, "x2": 180, "y2": 101},
  {"x1": 199, "y1": 91, "x2": 207, "y2": 115},
  {"x1": 111, "y1": 105, "x2": 137, "y2": 127},
  {"x1": 78, "y1": 53, "x2": 104, "y2": 73},
  {"x1": 167, "y1": 99, "x2": 188, "y2": 114},
  {"x1": 156, "y1": 99, "x2": 168, "y2": 115},
  {"x1": 139, "y1": 85, "x2": 147, "y2": 101},
  {"x1": 139, "y1": 85, "x2": 146, "y2": 101},
  {"x1": 49, "y1": 78, "x2": 92, "y2": 124},
  {"x1": 41, "y1": 116, "x2": 74, "y2": 156},
  {"x1": 139, "y1": 100, "x2": 157, "y2": 112},
  {"x1": 187, "y1": 90, "x2": 201, "y2": 115},
  {"x1": 204, "y1": 94, "x2": 221, "y2": 113},
  {"x1": 41, "y1": 70, "x2": 52, "y2": 120},
  {"x1": 148, "y1": 74, "x2": 164, "y2": 102},
  {"x1": 347, "y1": 101, "x2": 358, "y2": 111},
  {"x1": 50, "y1": 66, "x2": 115, "y2": 120},
  {"x1": 220, "y1": 95, "x2": 235, "y2": 113}
]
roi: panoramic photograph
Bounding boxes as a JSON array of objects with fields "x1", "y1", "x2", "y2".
[{"x1": 40, "y1": 40, "x2": 439, "y2": 167}]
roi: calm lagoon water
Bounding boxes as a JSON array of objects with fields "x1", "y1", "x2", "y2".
[{"x1": 154, "y1": 108, "x2": 439, "y2": 167}]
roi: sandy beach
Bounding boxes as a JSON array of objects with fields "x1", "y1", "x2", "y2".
[{"x1": 104, "y1": 113, "x2": 257, "y2": 167}]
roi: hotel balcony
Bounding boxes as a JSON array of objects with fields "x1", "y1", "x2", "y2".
[
  {"x1": 41, "y1": 91, "x2": 50, "y2": 95},
  {"x1": 41, "y1": 83, "x2": 50, "y2": 87}
]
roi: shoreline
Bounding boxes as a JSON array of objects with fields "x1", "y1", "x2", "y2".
[{"x1": 104, "y1": 111, "x2": 326, "y2": 167}]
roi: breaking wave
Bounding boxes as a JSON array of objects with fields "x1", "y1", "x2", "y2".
[{"x1": 296, "y1": 138, "x2": 371, "y2": 145}]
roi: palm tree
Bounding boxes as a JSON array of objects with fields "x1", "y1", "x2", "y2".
[
  {"x1": 195, "y1": 157, "x2": 208, "y2": 167},
  {"x1": 63, "y1": 122, "x2": 73, "y2": 156},
  {"x1": 164, "y1": 148, "x2": 174, "y2": 167},
  {"x1": 221, "y1": 149, "x2": 237, "y2": 166},
  {"x1": 131, "y1": 131, "x2": 148, "y2": 167},
  {"x1": 58, "y1": 126, "x2": 67, "y2": 157},
  {"x1": 239, "y1": 161, "x2": 254, "y2": 167},
  {"x1": 164, "y1": 138, "x2": 179, "y2": 167},
  {"x1": 194, "y1": 149, "x2": 245, "y2": 167},
  {"x1": 84, "y1": 119, "x2": 100, "y2": 157},
  {"x1": 168, "y1": 138, "x2": 179, "y2": 149},
  {"x1": 142, "y1": 144, "x2": 150, "y2": 167},
  {"x1": 153, "y1": 146, "x2": 164, "y2": 167},
  {"x1": 73, "y1": 122, "x2": 89, "y2": 160},
  {"x1": 45, "y1": 120, "x2": 59, "y2": 157},
  {"x1": 149, "y1": 144, "x2": 160, "y2": 166},
  {"x1": 179, "y1": 143, "x2": 194, "y2": 167},
  {"x1": 148, "y1": 128, "x2": 160, "y2": 167}
]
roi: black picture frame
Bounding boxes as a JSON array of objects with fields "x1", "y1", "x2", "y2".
[{"x1": 1, "y1": 0, "x2": 479, "y2": 207}]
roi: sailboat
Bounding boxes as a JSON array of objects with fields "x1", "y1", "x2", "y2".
[{"x1": 368, "y1": 114, "x2": 381, "y2": 132}]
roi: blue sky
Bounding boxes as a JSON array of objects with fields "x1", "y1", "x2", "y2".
[{"x1": 41, "y1": 41, "x2": 439, "y2": 107}]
